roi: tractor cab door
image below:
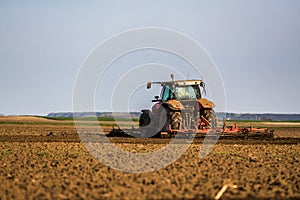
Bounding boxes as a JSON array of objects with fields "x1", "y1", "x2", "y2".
[{"x1": 161, "y1": 85, "x2": 175, "y2": 102}]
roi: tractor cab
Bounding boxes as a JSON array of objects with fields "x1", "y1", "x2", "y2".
[
  {"x1": 162, "y1": 84, "x2": 202, "y2": 101},
  {"x1": 150, "y1": 80, "x2": 205, "y2": 102}
]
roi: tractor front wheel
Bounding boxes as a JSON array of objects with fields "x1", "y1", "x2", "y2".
[{"x1": 139, "y1": 110, "x2": 151, "y2": 127}]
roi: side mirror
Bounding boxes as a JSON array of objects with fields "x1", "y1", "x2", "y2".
[
  {"x1": 152, "y1": 96, "x2": 161, "y2": 102},
  {"x1": 147, "y1": 82, "x2": 151, "y2": 89}
]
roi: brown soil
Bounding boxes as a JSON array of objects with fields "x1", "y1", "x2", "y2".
[{"x1": 0, "y1": 119, "x2": 299, "y2": 199}]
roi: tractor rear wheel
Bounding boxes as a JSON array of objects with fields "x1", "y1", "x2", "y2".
[
  {"x1": 159, "y1": 107, "x2": 182, "y2": 132},
  {"x1": 169, "y1": 110, "x2": 182, "y2": 130},
  {"x1": 141, "y1": 107, "x2": 182, "y2": 138},
  {"x1": 203, "y1": 109, "x2": 216, "y2": 129}
]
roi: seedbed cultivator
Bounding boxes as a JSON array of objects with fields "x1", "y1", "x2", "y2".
[{"x1": 109, "y1": 120, "x2": 274, "y2": 139}]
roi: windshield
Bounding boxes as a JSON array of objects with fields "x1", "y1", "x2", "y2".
[
  {"x1": 175, "y1": 85, "x2": 200, "y2": 100},
  {"x1": 161, "y1": 85, "x2": 201, "y2": 101}
]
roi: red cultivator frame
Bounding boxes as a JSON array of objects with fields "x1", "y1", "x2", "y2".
[{"x1": 161, "y1": 119, "x2": 274, "y2": 139}]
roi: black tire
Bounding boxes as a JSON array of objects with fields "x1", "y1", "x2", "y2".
[
  {"x1": 139, "y1": 110, "x2": 151, "y2": 127},
  {"x1": 159, "y1": 106, "x2": 182, "y2": 132},
  {"x1": 169, "y1": 110, "x2": 182, "y2": 130},
  {"x1": 203, "y1": 109, "x2": 216, "y2": 129},
  {"x1": 139, "y1": 110, "x2": 156, "y2": 138},
  {"x1": 140, "y1": 107, "x2": 182, "y2": 138}
]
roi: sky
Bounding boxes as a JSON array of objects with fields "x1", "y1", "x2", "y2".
[{"x1": 0, "y1": 0, "x2": 300, "y2": 115}]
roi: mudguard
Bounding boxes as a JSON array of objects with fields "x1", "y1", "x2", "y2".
[
  {"x1": 198, "y1": 98, "x2": 215, "y2": 109},
  {"x1": 162, "y1": 100, "x2": 184, "y2": 111}
]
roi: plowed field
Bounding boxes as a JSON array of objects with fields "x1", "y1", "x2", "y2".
[{"x1": 0, "y1": 117, "x2": 299, "y2": 199}]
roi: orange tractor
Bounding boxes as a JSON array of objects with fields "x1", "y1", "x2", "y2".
[{"x1": 110, "y1": 75, "x2": 274, "y2": 139}]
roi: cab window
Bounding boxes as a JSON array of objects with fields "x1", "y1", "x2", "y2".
[
  {"x1": 161, "y1": 86, "x2": 174, "y2": 102},
  {"x1": 175, "y1": 85, "x2": 200, "y2": 100}
]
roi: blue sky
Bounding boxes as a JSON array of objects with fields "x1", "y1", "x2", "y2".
[{"x1": 0, "y1": 0, "x2": 300, "y2": 115}]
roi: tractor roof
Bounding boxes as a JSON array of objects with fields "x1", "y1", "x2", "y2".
[{"x1": 153, "y1": 79, "x2": 203, "y2": 86}]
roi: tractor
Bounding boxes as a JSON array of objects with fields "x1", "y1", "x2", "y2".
[{"x1": 138, "y1": 74, "x2": 217, "y2": 138}]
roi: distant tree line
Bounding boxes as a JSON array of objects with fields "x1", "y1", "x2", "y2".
[
  {"x1": 47, "y1": 112, "x2": 141, "y2": 118},
  {"x1": 47, "y1": 112, "x2": 300, "y2": 121},
  {"x1": 217, "y1": 112, "x2": 300, "y2": 121}
]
